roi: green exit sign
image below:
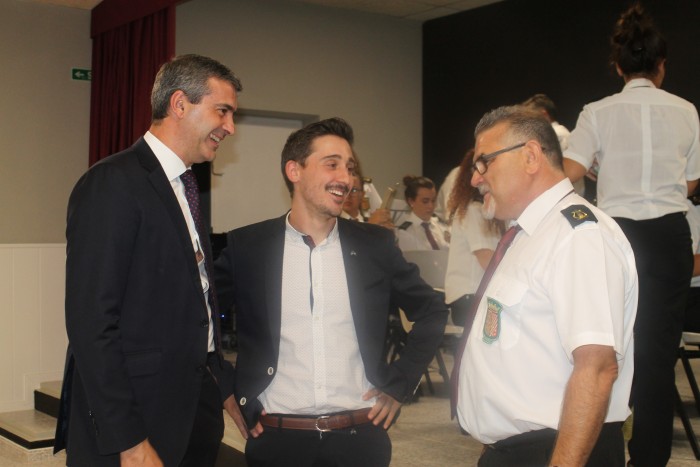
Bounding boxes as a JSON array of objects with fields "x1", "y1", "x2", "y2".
[{"x1": 71, "y1": 68, "x2": 92, "y2": 81}]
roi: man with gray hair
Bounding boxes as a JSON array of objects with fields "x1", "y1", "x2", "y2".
[
  {"x1": 55, "y1": 54, "x2": 242, "y2": 467},
  {"x1": 452, "y1": 106, "x2": 637, "y2": 466}
]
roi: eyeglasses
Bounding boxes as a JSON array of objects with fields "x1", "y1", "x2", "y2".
[{"x1": 471, "y1": 142, "x2": 526, "y2": 175}]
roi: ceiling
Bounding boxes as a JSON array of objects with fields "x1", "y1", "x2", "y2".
[{"x1": 31, "y1": 0, "x2": 502, "y2": 21}]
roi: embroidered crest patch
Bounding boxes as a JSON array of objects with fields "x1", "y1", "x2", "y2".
[
  {"x1": 560, "y1": 204, "x2": 598, "y2": 228},
  {"x1": 482, "y1": 297, "x2": 503, "y2": 344}
]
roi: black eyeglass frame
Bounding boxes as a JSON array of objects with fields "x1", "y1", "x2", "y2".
[{"x1": 472, "y1": 142, "x2": 527, "y2": 175}]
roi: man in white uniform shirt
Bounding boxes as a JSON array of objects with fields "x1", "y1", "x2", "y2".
[
  {"x1": 214, "y1": 118, "x2": 447, "y2": 466},
  {"x1": 455, "y1": 106, "x2": 637, "y2": 466}
]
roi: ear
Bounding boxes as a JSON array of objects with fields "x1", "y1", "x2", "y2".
[
  {"x1": 523, "y1": 141, "x2": 543, "y2": 175},
  {"x1": 285, "y1": 160, "x2": 302, "y2": 184},
  {"x1": 169, "y1": 90, "x2": 187, "y2": 119},
  {"x1": 615, "y1": 63, "x2": 624, "y2": 78}
]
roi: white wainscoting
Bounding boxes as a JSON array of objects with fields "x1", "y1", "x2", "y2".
[{"x1": 0, "y1": 244, "x2": 67, "y2": 412}]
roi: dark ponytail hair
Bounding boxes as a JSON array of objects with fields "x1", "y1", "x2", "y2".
[
  {"x1": 403, "y1": 175, "x2": 435, "y2": 202},
  {"x1": 610, "y1": 3, "x2": 666, "y2": 77}
]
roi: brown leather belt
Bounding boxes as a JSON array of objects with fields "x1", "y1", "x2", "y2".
[{"x1": 259, "y1": 408, "x2": 372, "y2": 432}]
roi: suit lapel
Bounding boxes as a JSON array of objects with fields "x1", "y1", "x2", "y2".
[
  {"x1": 338, "y1": 219, "x2": 369, "y2": 340},
  {"x1": 264, "y1": 215, "x2": 287, "y2": 354},
  {"x1": 133, "y1": 139, "x2": 206, "y2": 312}
]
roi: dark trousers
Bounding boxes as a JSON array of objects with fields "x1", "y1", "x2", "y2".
[
  {"x1": 477, "y1": 422, "x2": 624, "y2": 467},
  {"x1": 180, "y1": 355, "x2": 225, "y2": 467},
  {"x1": 245, "y1": 422, "x2": 391, "y2": 467},
  {"x1": 615, "y1": 213, "x2": 693, "y2": 466}
]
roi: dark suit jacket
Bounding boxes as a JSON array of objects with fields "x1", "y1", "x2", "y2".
[
  {"x1": 213, "y1": 215, "x2": 448, "y2": 427},
  {"x1": 54, "y1": 138, "x2": 233, "y2": 467}
]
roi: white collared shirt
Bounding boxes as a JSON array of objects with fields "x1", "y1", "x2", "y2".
[
  {"x1": 340, "y1": 210, "x2": 364, "y2": 222},
  {"x1": 144, "y1": 131, "x2": 215, "y2": 352},
  {"x1": 396, "y1": 212, "x2": 450, "y2": 252},
  {"x1": 457, "y1": 179, "x2": 638, "y2": 443},
  {"x1": 567, "y1": 78, "x2": 700, "y2": 220},
  {"x1": 258, "y1": 214, "x2": 372, "y2": 414}
]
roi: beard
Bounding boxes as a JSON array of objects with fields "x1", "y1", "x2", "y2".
[{"x1": 479, "y1": 187, "x2": 497, "y2": 220}]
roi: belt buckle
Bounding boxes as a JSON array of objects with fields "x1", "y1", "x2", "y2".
[{"x1": 315, "y1": 415, "x2": 332, "y2": 432}]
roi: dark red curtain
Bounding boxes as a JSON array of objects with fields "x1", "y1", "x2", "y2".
[{"x1": 88, "y1": 5, "x2": 176, "y2": 166}]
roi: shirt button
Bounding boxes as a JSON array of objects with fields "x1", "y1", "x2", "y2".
[
  {"x1": 240, "y1": 397, "x2": 247, "y2": 406},
  {"x1": 196, "y1": 366, "x2": 205, "y2": 374},
  {"x1": 267, "y1": 367, "x2": 274, "y2": 375},
  {"x1": 200, "y1": 319, "x2": 209, "y2": 328}
]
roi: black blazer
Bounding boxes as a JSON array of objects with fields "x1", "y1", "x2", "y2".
[
  {"x1": 54, "y1": 139, "x2": 232, "y2": 467},
  {"x1": 214, "y1": 215, "x2": 448, "y2": 427}
]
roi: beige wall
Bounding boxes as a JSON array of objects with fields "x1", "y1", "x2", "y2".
[
  {"x1": 0, "y1": 0, "x2": 422, "y2": 243},
  {"x1": 177, "y1": 0, "x2": 423, "y2": 211},
  {"x1": 0, "y1": 0, "x2": 92, "y2": 243}
]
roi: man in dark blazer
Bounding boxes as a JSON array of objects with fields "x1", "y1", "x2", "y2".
[
  {"x1": 54, "y1": 55, "x2": 242, "y2": 467},
  {"x1": 214, "y1": 118, "x2": 448, "y2": 466}
]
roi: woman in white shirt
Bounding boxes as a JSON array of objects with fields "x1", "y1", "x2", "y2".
[
  {"x1": 564, "y1": 5, "x2": 700, "y2": 465},
  {"x1": 395, "y1": 175, "x2": 450, "y2": 252},
  {"x1": 444, "y1": 150, "x2": 503, "y2": 326}
]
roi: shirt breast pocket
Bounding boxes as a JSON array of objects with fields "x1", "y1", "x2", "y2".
[{"x1": 482, "y1": 276, "x2": 528, "y2": 350}]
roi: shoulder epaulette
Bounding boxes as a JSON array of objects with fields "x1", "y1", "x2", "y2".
[
  {"x1": 398, "y1": 221, "x2": 412, "y2": 230},
  {"x1": 560, "y1": 204, "x2": 597, "y2": 228}
]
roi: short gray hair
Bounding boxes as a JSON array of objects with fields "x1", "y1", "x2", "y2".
[
  {"x1": 151, "y1": 54, "x2": 242, "y2": 121},
  {"x1": 475, "y1": 105, "x2": 563, "y2": 169}
]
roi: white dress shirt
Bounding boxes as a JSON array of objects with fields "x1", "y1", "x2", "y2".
[
  {"x1": 396, "y1": 212, "x2": 450, "y2": 252},
  {"x1": 444, "y1": 201, "x2": 500, "y2": 304},
  {"x1": 457, "y1": 179, "x2": 638, "y2": 444},
  {"x1": 567, "y1": 78, "x2": 700, "y2": 220},
  {"x1": 258, "y1": 214, "x2": 373, "y2": 415},
  {"x1": 144, "y1": 131, "x2": 215, "y2": 352}
]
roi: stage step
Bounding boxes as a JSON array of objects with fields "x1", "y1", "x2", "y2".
[
  {"x1": 34, "y1": 381, "x2": 61, "y2": 419},
  {"x1": 0, "y1": 380, "x2": 247, "y2": 466}
]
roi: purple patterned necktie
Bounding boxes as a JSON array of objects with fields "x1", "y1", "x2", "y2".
[
  {"x1": 450, "y1": 224, "x2": 522, "y2": 418},
  {"x1": 181, "y1": 170, "x2": 205, "y2": 235},
  {"x1": 180, "y1": 169, "x2": 222, "y2": 352}
]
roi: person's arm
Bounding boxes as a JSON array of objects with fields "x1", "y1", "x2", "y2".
[
  {"x1": 223, "y1": 395, "x2": 265, "y2": 439},
  {"x1": 362, "y1": 388, "x2": 402, "y2": 429},
  {"x1": 549, "y1": 344, "x2": 618, "y2": 466},
  {"x1": 693, "y1": 254, "x2": 700, "y2": 277},
  {"x1": 120, "y1": 439, "x2": 163, "y2": 467},
  {"x1": 688, "y1": 179, "x2": 699, "y2": 196},
  {"x1": 65, "y1": 164, "x2": 150, "y2": 455},
  {"x1": 563, "y1": 158, "x2": 589, "y2": 184},
  {"x1": 385, "y1": 228, "x2": 449, "y2": 402},
  {"x1": 473, "y1": 249, "x2": 493, "y2": 270}
]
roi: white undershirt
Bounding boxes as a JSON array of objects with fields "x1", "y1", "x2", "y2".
[
  {"x1": 258, "y1": 213, "x2": 372, "y2": 415},
  {"x1": 144, "y1": 131, "x2": 215, "y2": 352}
]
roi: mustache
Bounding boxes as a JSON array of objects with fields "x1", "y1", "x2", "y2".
[{"x1": 327, "y1": 183, "x2": 349, "y2": 195}]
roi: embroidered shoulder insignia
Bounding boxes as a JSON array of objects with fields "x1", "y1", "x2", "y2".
[
  {"x1": 561, "y1": 204, "x2": 597, "y2": 228},
  {"x1": 398, "y1": 221, "x2": 412, "y2": 230}
]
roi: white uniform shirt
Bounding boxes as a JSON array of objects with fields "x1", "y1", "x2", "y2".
[
  {"x1": 396, "y1": 212, "x2": 450, "y2": 252},
  {"x1": 457, "y1": 179, "x2": 638, "y2": 444},
  {"x1": 258, "y1": 214, "x2": 373, "y2": 414},
  {"x1": 340, "y1": 210, "x2": 364, "y2": 222},
  {"x1": 567, "y1": 78, "x2": 700, "y2": 220},
  {"x1": 444, "y1": 202, "x2": 500, "y2": 304},
  {"x1": 144, "y1": 131, "x2": 215, "y2": 352}
]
